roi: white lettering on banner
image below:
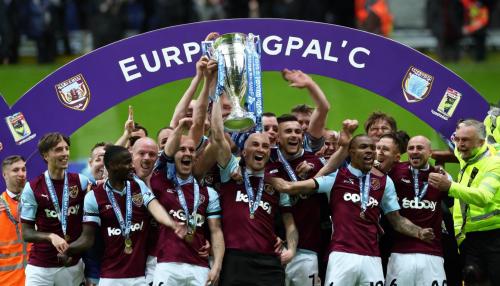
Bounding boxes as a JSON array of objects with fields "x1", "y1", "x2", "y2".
[
  {"x1": 45, "y1": 205, "x2": 80, "y2": 218},
  {"x1": 402, "y1": 197, "x2": 437, "y2": 211},
  {"x1": 235, "y1": 190, "x2": 272, "y2": 214},
  {"x1": 168, "y1": 209, "x2": 205, "y2": 227},
  {"x1": 343, "y1": 192, "x2": 379, "y2": 207},
  {"x1": 118, "y1": 36, "x2": 372, "y2": 82},
  {"x1": 107, "y1": 221, "x2": 144, "y2": 236}
]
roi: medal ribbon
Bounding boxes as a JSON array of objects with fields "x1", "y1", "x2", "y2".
[
  {"x1": 242, "y1": 167, "x2": 264, "y2": 218},
  {"x1": 172, "y1": 173, "x2": 200, "y2": 233},
  {"x1": 105, "y1": 180, "x2": 132, "y2": 240},
  {"x1": 245, "y1": 34, "x2": 263, "y2": 132},
  {"x1": 277, "y1": 149, "x2": 298, "y2": 182},
  {"x1": 44, "y1": 170, "x2": 69, "y2": 236},
  {"x1": 358, "y1": 173, "x2": 371, "y2": 212},
  {"x1": 410, "y1": 166, "x2": 428, "y2": 202}
]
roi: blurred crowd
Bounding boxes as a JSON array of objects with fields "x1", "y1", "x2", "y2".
[{"x1": 0, "y1": 0, "x2": 498, "y2": 64}]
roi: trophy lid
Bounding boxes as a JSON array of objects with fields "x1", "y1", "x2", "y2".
[{"x1": 213, "y1": 33, "x2": 248, "y2": 49}]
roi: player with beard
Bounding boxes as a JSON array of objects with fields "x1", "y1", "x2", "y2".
[
  {"x1": 273, "y1": 134, "x2": 435, "y2": 286},
  {"x1": 20, "y1": 132, "x2": 89, "y2": 285},
  {"x1": 264, "y1": 114, "x2": 327, "y2": 286},
  {"x1": 385, "y1": 135, "x2": 448, "y2": 285},
  {"x1": 61, "y1": 145, "x2": 183, "y2": 285},
  {"x1": 151, "y1": 117, "x2": 224, "y2": 286},
  {"x1": 207, "y1": 96, "x2": 297, "y2": 286}
]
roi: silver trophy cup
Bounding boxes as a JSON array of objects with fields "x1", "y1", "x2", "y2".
[{"x1": 210, "y1": 33, "x2": 257, "y2": 132}]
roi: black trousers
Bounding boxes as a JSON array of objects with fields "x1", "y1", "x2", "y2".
[
  {"x1": 219, "y1": 249, "x2": 285, "y2": 286},
  {"x1": 460, "y1": 228, "x2": 500, "y2": 285}
]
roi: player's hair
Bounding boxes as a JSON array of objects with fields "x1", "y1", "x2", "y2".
[
  {"x1": 348, "y1": 134, "x2": 372, "y2": 150},
  {"x1": 156, "y1": 126, "x2": 174, "y2": 138},
  {"x1": 89, "y1": 142, "x2": 108, "y2": 156},
  {"x1": 380, "y1": 131, "x2": 410, "y2": 154},
  {"x1": 364, "y1": 111, "x2": 397, "y2": 133},
  {"x1": 291, "y1": 104, "x2": 314, "y2": 115},
  {"x1": 37, "y1": 132, "x2": 70, "y2": 157},
  {"x1": 277, "y1": 114, "x2": 299, "y2": 124},
  {"x1": 133, "y1": 122, "x2": 148, "y2": 137},
  {"x1": 263, "y1": 112, "x2": 276, "y2": 118},
  {"x1": 103, "y1": 145, "x2": 128, "y2": 169},
  {"x1": 2, "y1": 155, "x2": 25, "y2": 171},
  {"x1": 456, "y1": 119, "x2": 486, "y2": 140}
]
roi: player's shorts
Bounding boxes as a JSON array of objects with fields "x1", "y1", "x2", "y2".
[
  {"x1": 324, "y1": 251, "x2": 384, "y2": 286},
  {"x1": 285, "y1": 249, "x2": 320, "y2": 286},
  {"x1": 145, "y1": 256, "x2": 157, "y2": 285},
  {"x1": 98, "y1": 276, "x2": 147, "y2": 286},
  {"x1": 386, "y1": 253, "x2": 446, "y2": 286},
  {"x1": 219, "y1": 249, "x2": 284, "y2": 286},
  {"x1": 25, "y1": 259, "x2": 84, "y2": 286},
  {"x1": 153, "y1": 262, "x2": 209, "y2": 286}
]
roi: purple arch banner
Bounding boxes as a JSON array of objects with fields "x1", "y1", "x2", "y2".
[{"x1": 0, "y1": 19, "x2": 489, "y2": 188}]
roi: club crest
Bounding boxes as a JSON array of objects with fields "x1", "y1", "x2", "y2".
[
  {"x1": 199, "y1": 194, "x2": 206, "y2": 204},
  {"x1": 5, "y1": 112, "x2": 36, "y2": 145},
  {"x1": 370, "y1": 178, "x2": 381, "y2": 191},
  {"x1": 132, "y1": 193, "x2": 144, "y2": 207},
  {"x1": 69, "y1": 186, "x2": 79, "y2": 199},
  {"x1": 55, "y1": 74, "x2": 90, "y2": 111},
  {"x1": 402, "y1": 66, "x2": 434, "y2": 103},
  {"x1": 264, "y1": 184, "x2": 275, "y2": 195}
]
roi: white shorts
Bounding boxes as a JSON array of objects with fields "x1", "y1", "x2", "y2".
[
  {"x1": 153, "y1": 262, "x2": 209, "y2": 286},
  {"x1": 285, "y1": 249, "x2": 320, "y2": 286},
  {"x1": 386, "y1": 253, "x2": 446, "y2": 286},
  {"x1": 325, "y1": 252, "x2": 384, "y2": 286},
  {"x1": 145, "y1": 256, "x2": 157, "y2": 285},
  {"x1": 25, "y1": 259, "x2": 84, "y2": 286},
  {"x1": 98, "y1": 276, "x2": 146, "y2": 286}
]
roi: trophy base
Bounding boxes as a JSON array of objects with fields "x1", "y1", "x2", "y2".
[{"x1": 224, "y1": 116, "x2": 255, "y2": 132}]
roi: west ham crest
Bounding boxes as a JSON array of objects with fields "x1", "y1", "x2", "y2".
[
  {"x1": 55, "y1": 74, "x2": 90, "y2": 111},
  {"x1": 264, "y1": 184, "x2": 275, "y2": 195},
  {"x1": 402, "y1": 66, "x2": 434, "y2": 103},
  {"x1": 69, "y1": 186, "x2": 79, "y2": 198},
  {"x1": 132, "y1": 193, "x2": 144, "y2": 207},
  {"x1": 370, "y1": 177, "x2": 381, "y2": 191}
]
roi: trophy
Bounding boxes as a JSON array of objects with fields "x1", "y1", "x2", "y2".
[{"x1": 203, "y1": 33, "x2": 263, "y2": 132}]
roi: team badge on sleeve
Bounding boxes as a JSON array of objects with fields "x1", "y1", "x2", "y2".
[
  {"x1": 55, "y1": 74, "x2": 90, "y2": 111},
  {"x1": 402, "y1": 66, "x2": 434, "y2": 103},
  {"x1": 5, "y1": 112, "x2": 36, "y2": 145}
]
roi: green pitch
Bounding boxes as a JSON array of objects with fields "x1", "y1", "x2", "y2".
[{"x1": 1, "y1": 53, "x2": 499, "y2": 177}]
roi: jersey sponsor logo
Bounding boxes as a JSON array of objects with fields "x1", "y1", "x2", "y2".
[
  {"x1": 132, "y1": 193, "x2": 143, "y2": 207},
  {"x1": 343, "y1": 192, "x2": 379, "y2": 207},
  {"x1": 343, "y1": 178, "x2": 355, "y2": 185},
  {"x1": 235, "y1": 190, "x2": 272, "y2": 214},
  {"x1": 168, "y1": 209, "x2": 205, "y2": 227},
  {"x1": 55, "y1": 74, "x2": 91, "y2": 111},
  {"x1": 166, "y1": 188, "x2": 175, "y2": 193},
  {"x1": 44, "y1": 205, "x2": 80, "y2": 218},
  {"x1": 69, "y1": 186, "x2": 79, "y2": 199},
  {"x1": 107, "y1": 221, "x2": 144, "y2": 236},
  {"x1": 402, "y1": 197, "x2": 437, "y2": 211},
  {"x1": 401, "y1": 178, "x2": 411, "y2": 184},
  {"x1": 104, "y1": 204, "x2": 113, "y2": 210},
  {"x1": 268, "y1": 169, "x2": 279, "y2": 174}
]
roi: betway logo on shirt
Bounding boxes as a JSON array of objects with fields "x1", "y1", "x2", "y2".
[
  {"x1": 402, "y1": 198, "x2": 437, "y2": 211},
  {"x1": 343, "y1": 193, "x2": 379, "y2": 207},
  {"x1": 236, "y1": 190, "x2": 272, "y2": 214},
  {"x1": 45, "y1": 205, "x2": 80, "y2": 218},
  {"x1": 107, "y1": 221, "x2": 144, "y2": 236},
  {"x1": 168, "y1": 209, "x2": 205, "y2": 227}
]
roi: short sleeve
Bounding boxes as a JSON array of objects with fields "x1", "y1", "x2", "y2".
[
  {"x1": 380, "y1": 176, "x2": 400, "y2": 214},
  {"x1": 316, "y1": 173, "x2": 337, "y2": 194},
  {"x1": 134, "y1": 178, "x2": 156, "y2": 206},
  {"x1": 303, "y1": 132, "x2": 325, "y2": 153},
  {"x1": 79, "y1": 174, "x2": 90, "y2": 191},
  {"x1": 219, "y1": 155, "x2": 239, "y2": 183},
  {"x1": 206, "y1": 187, "x2": 222, "y2": 218},
  {"x1": 83, "y1": 191, "x2": 101, "y2": 226},
  {"x1": 20, "y1": 183, "x2": 37, "y2": 222}
]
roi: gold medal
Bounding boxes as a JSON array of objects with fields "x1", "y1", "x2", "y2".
[
  {"x1": 185, "y1": 230, "x2": 194, "y2": 243},
  {"x1": 360, "y1": 211, "x2": 368, "y2": 221},
  {"x1": 124, "y1": 245, "x2": 133, "y2": 254},
  {"x1": 64, "y1": 234, "x2": 70, "y2": 241},
  {"x1": 125, "y1": 237, "x2": 132, "y2": 247},
  {"x1": 250, "y1": 213, "x2": 255, "y2": 220}
]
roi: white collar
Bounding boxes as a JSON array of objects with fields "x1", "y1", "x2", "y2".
[
  {"x1": 176, "y1": 175, "x2": 194, "y2": 186},
  {"x1": 347, "y1": 164, "x2": 370, "y2": 177},
  {"x1": 6, "y1": 189, "x2": 19, "y2": 199},
  {"x1": 245, "y1": 168, "x2": 265, "y2": 178},
  {"x1": 280, "y1": 148, "x2": 305, "y2": 161}
]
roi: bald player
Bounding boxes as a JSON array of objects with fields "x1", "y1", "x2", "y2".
[{"x1": 131, "y1": 137, "x2": 158, "y2": 188}]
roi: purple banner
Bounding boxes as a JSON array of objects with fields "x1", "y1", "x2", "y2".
[{"x1": 0, "y1": 19, "x2": 489, "y2": 191}]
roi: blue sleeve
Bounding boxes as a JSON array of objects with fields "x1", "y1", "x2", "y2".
[
  {"x1": 20, "y1": 183, "x2": 37, "y2": 221},
  {"x1": 303, "y1": 132, "x2": 325, "y2": 153},
  {"x1": 279, "y1": 193, "x2": 292, "y2": 207},
  {"x1": 134, "y1": 178, "x2": 155, "y2": 207},
  {"x1": 219, "y1": 155, "x2": 239, "y2": 183},
  {"x1": 206, "y1": 187, "x2": 221, "y2": 218},
  {"x1": 79, "y1": 174, "x2": 90, "y2": 191},
  {"x1": 316, "y1": 172, "x2": 337, "y2": 194},
  {"x1": 82, "y1": 191, "x2": 101, "y2": 226},
  {"x1": 380, "y1": 176, "x2": 400, "y2": 214}
]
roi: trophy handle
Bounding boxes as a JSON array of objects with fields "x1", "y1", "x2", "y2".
[
  {"x1": 202, "y1": 41, "x2": 215, "y2": 58},
  {"x1": 248, "y1": 34, "x2": 261, "y2": 56}
]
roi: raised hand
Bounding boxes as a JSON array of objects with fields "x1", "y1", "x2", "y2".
[
  {"x1": 338, "y1": 119, "x2": 359, "y2": 147},
  {"x1": 281, "y1": 68, "x2": 313, "y2": 89},
  {"x1": 124, "y1": 105, "x2": 135, "y2": 135}
]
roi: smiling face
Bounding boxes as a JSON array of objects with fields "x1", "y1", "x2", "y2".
[
  {"x1": 375, "y1": 137, "x2": 400, "y2": 173},
  {"x1": 350, "y1": 135, "x2": 376, "y2": 173},
  {"x1": 454, "y1": 124, "x2": 485, "y2": 160},
  {"x1": 132, "y1": 137, "x2": 159, "y2": 180},
  {"x1": 263, "y1": 115, "x2": 278, "y2": 146},
  {"x1": 278, "y1": 120, "x2": 303, "y2": 156},
  {"x1": 174, "y1": 136, "x2": 196, "y2": 179},
  {"x1": 2, "y1": 159, "x2": 26, "y2": 194},
  {"x1": 367, "y1": 119, "x2": 393, "y2": 141},
  {"x1": 292, "y1": 112, "x2": 311, "y2": 132},
  {"x1": 44, "y1": 139, "x2": 70, "y2": 171},
  {"x1": 407, "y1": 136, "x2": 432, "y2": 169},
  {"x1": 157, "y1": 128, "x2": 173, "y2": 150},
  {"x1": 323, "y1": 130, "x2": 339, "y2": 158},
  {"x1": 243, "y1": 133, "x2": 271, "y2": 172},
  {"x1": 89, "y1": 146, "x2": 106, "y2": 181}
]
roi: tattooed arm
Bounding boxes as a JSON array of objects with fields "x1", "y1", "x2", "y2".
[{"x1": 385, "y1": 211, "x2": 435, "y2": 242}]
